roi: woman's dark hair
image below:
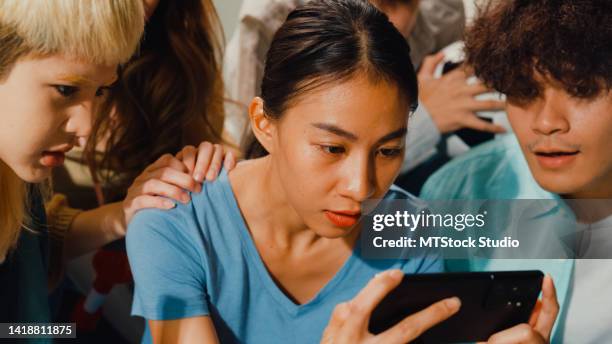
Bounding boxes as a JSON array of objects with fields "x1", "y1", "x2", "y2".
[
  {"x1": 245, "y1": 0, "x2": 418, "y2": 158},
  {"x1": 465, "y1": 0, "x2": 612, "y2": 102},
  {"x1": 372, "y1": 0, "x2": 418, "y2": 8},
  {"x1": 85, "y1": 0, "x2": 225, "y2": 198}
]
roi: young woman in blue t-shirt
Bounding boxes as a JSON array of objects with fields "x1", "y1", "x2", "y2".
[{"x1": 128, "y1": 1, "x2": 456, "y2": 343}]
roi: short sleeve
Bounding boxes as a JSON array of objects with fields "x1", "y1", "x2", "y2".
[{"x1": 126, "y1": 208, "x2": 209, "y2": 320}]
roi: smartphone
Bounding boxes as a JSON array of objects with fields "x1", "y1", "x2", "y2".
[
  {"x1": 368, "y1": 270, "x2": 544, "y2": 343},
  {"x1": 441, "y1": 60, "x2": 462, "y2": 75},
  {"x1": 455, "y1": 117, "x2": 495, "y2": 147}
]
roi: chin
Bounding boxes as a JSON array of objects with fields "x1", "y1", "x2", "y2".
[
  {"x1": 533, "y1": 173, "x2": 587, "y2": 196},
  {"x1": 15, "y1": 165, "x2": 51, "y2": 183},
  {"x1": 319, "y1": 224, "x2": 357, "y2": 239}
]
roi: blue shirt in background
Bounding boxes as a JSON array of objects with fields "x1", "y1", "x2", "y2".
[{"x1": 127, "y1": 169, "x2": 442, "y2": 344}]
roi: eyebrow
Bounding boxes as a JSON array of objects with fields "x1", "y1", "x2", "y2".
[
  {"x1": 311, "y1": 123, "x2": 407, "y2": 144},
  {"x1": 57, "y1": 73, "x2": 118, "y2": 87},
  {"x1": 375, "y1": 127, "x2": 408, "y2": 145}
]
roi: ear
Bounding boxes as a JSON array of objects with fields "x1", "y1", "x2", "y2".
[{"x1": 248, "y1": 97, "x2": 277, "y2": 154}]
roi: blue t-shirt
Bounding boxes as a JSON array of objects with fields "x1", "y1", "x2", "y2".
[{"x1": 127, "y1": 169, "x2": 442, "y2": 344}]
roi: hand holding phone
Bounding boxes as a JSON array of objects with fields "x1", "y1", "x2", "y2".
[
  {"x1": 320, "y1": 269, "x2": 461, "y2": 344},
  {"x1": 368, "y1": 271, "x2": 558, "y2": 343},
  {"x1": 479, "y1": 275, "x2": 558, "y2": 344}
]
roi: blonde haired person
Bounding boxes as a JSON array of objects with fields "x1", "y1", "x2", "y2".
[{"x1": 0, "y1": 0, "x2": 144, "y2": 328}]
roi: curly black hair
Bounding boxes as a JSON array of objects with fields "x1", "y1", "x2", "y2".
[{"x1": 465, "y1": 0, "x2": 612, "y2": 102}]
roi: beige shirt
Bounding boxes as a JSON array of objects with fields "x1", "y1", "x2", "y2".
[{"x1": 223, "y1": 0, "x2": 465, "y2": 170}]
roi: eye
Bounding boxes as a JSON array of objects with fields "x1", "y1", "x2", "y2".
[
  {"x1": 320, "y1": 145, "x2": 346, "y2": 155},
  {"x1": 53, "y1": 85, "x2": 79, "y2": 97},
  {"x1": 377, "y1": 147, "x2": 403, "y2": 158},
  {"x1": 95, "y1": 86, "x2": 111, "y2": 97}
]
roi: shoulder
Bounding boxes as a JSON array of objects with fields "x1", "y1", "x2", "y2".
[
  {"x1": 420, "y1": 135, "x2": 531, "y2": 199},
  {"x1": 385, "y1": 184, "x2": 429, "y2": 210},
  {"x1": 128, "y1": 193, "x2": 193, "y2": 240},
  {"x1": 128, "y1": 206, "x2": 211, "y2": 320},
  {"x1": 437, "y1": 135, "x2": 520, "y2": 178},
  {"x1": 126, "y1": 206, "x2": 198, "y2": 268},
  {"x1": 127, "y1": 172, "x2": 238, "y2": 260},
  {"x1": 127, "y1": 205, "x2": 208, "y2": 299}
]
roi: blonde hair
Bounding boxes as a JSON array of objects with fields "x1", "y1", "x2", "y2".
[
  {"x1": 0, "y1": 0, "x2": 145, "y2": 260},
  {"x1": 0, "y1": 0, "x2": 144, "y2": 66},
  {"x1": 0, "y1": 162, "x2": 28, "y2": 262}
]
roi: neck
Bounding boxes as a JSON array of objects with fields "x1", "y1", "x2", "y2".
[
  {"x1": 562, "y1": 180, "x2": 612, "y2": 223},
  {"x1": 229, "y1": 157, "x2": 324, "y2": 248},
  {"x1": 563, "y1": 198, "x2": 612, "y2": 224}
]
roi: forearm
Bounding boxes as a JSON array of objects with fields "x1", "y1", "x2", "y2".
[
  {"x1": 150, "y1": 317, "x2": 219, "y2": 344},
  {"x1": 64, "y1": 201, "x2": 126, "y2": 259}
]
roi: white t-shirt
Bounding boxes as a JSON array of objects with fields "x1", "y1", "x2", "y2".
[{"x1": 562, "y1": 214, "x2": 612, "y2": 343}]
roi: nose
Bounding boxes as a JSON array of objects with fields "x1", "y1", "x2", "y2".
[
  {"x1": 338, "y1": 153, "x2": 376, "y2": 202},
  {"x1": 531, "y1": 89, "x2": 570, "y2": 136},
  {"x1": 65, "y1": 100, "x2": 94, "y2": 138}
]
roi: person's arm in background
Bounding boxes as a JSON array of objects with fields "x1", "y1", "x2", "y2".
[
  {"x1": 46, "y1": 143, "x2": 236, "y2": 260},
  {"x1": 401, "y1": 52, "x2": 506, "y2": 173},
  {"x1": 394, "y1": 0, "x2": 505, "y2": 173},
  {"x1": 418, "y1": 53, "x2": 506, "y2": 136},
  {"x1": 222, "y1": 15, "x2": 264, "y2": 144},
  {"x1": 222, "y1": 0, "x2": 300, "y2": 145}
]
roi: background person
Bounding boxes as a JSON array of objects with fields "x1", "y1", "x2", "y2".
[
  {"x1": 0, "y1": 0, "x2": 144, "y2": 331},
  {"x1": 421, "y1": 0, "x2": 612, "y2": 341}
]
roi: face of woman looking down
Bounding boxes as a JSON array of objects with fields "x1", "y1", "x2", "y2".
[{"x1": 251, "y1": 74, "x2": 410, "y2": 238}]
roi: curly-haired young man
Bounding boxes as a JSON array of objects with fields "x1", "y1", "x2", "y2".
[{"x1": 422, "y1": 0, "x2": 612, "y2": 342}]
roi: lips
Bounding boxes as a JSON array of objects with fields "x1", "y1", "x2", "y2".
[
  {"x1": 40, "y1": 145, "x2": 73, "y2": 168},
  {"x1": 533, "y1": 150, "x2": 579, "y2": 169},
  {"x1": 40, "y1": 151, "x2": 66, "y2": 167},
  {"x1": 325, "y1": 210, "x2": 361, "y2": 228}
]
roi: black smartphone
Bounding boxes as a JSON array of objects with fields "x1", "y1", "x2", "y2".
[
  {"x1": 369, "y1": 270, "x2": 544, "y2": 343},
  {"x1": 441, "y1": 60, "x2": 462, "y2": 75},
  {"x1": 455, "y1": 117, "x2": 495, "y2": 147}
]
